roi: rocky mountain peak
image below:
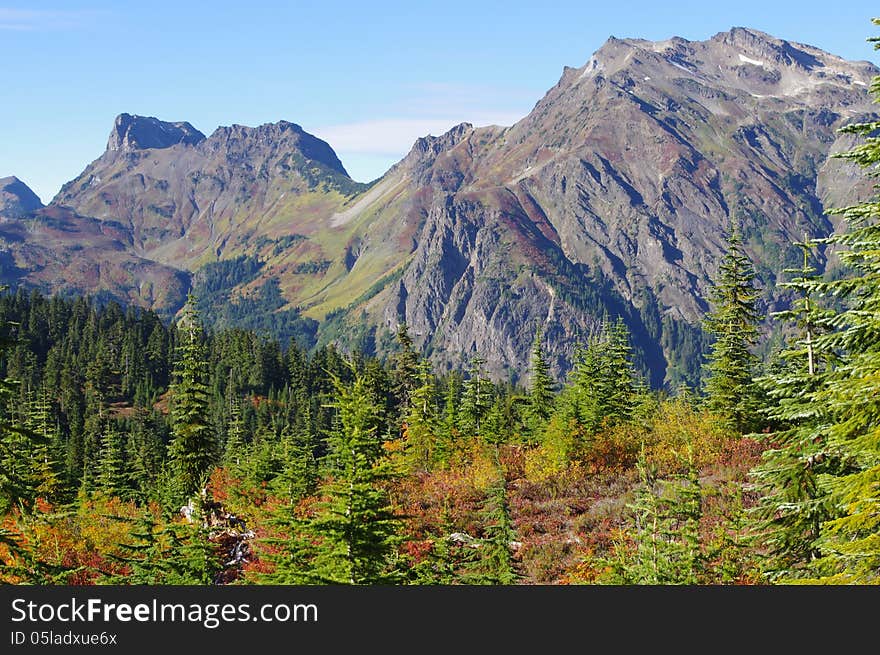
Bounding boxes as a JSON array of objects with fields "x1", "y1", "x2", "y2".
[
  {"x1": 409, "y1": 122, "x2": 474, "y2": 159},
  {"x1": 558, "y1": 26, "x2": 877, "y2": 108},
  {"x1": 107, "y1": 113, "x2": 206, "y2": 152},
  {"x1": 205, "y1": 120, "x2": 349, "y2": 177},
  {"x1": 387, "y1": 122, "x2": 477, "y2": 188},
  {"x1": 0, "y1": 176, "x2": 43, "y2": 217}
]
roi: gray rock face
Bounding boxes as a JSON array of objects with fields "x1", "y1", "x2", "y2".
[
  {"x1": 0, "y1": 176, "x2": 43, "y2": 217},
  {"x1": 357, "y1": 27, "x2": 880, "y2": 384},
  {"x1": 107, "y1": 113, "x2": 206, "y2": 152},
  {"x1": 53, "y1": 117, "x2": 361, "y2": 265}
]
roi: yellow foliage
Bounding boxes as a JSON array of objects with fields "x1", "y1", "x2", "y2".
[
  {"x1": 641, "y1": 399, "x2": 733, "y2": 474},
  {"x1": 447, "y1": 440, "x2": 502, "y2": 492},
  {"x1": 524, "y1": 416, "x2": 578, "y2": 482}
]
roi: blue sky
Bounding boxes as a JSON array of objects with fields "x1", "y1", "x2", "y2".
[{"x1": 2, "y1": 2, "x2": 879, "y2": 203}]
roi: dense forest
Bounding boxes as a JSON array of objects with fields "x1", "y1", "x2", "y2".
[{"x1": 2, "y1": 27, "x2": 880, "y2": 587}]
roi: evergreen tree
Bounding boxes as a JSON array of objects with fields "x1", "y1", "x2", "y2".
[
  {"x1": 167, "y1": 297, "x2": 216, "y2": 501},
  {"x1": 222, "y1": 394, "x2": 248, "y2": 473},
  {"x1": 24, "y1": 385, "x2": 66, "y2": 502},
  {"x1": 95, "y1": 424, "x2": 130, "y2": 498},
  {"x1": 459, "y1": 356, "x2": 493, "y2": 438},
  {"x1": 402, "y1": 361, "x2": 439, "y2": 474},
  {"x1": 271, "y1": 369, "x2": 403, "y2": 584},
  {"x1": 105, "y1": 512, "x2": 167, "y2": 584},
  {"x1": 0, "y1": 331, "x2": 39, "y2": 513},
  {"x1": 126, "y1": 408, "x2": 166, "y2": 502},
  {"x1": 702, "y1": 220, "x2": 763, "y2": 432},
  {"x1": 462, "y1": 458, "x2": 519, "y2": 585},
  {"x1": 604, "y1": 449, "x2": 703, "y2": 584},
  {"x1": 800, "y1": 29, "x2": 880, "y2": 582},
  {"x1": 555, "y1": 318, "x2": 639, "y2": 436},
  {"x1": 108, "y1": 511, "x2": 221, "y2": 585},
  {"x1": 270, "y1": 422, "x2": 317, "y2": 502},
  {"x1": 749, "y1": 239, "x2": 838, "y2": 580},
  {"x1": 525, "y1": 328, "x2": 555, "y2": 441},
  {"x1": 412, "y1": 500, "x2": 460, "y2": 584},
  {"x1": 392, "y1": 322, "x2": 420, "y2": 419},
  {"x1": 438, "y1": 373, "x2": 462, "y2": 460}
]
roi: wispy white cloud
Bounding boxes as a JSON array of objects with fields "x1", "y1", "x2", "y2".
[
  {"x1": 0, "y1": 8, "x2": 98, "y2": 31},
  {"x1": 313, "y1": 113, "x2": 524, "y2": 156}
]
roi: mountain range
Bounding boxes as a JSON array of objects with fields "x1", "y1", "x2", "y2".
[{"x1": 2, "y1": 27, "x2": 877, "y2": 388}]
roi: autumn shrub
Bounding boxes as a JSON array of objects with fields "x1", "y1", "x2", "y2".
[
  {"x1": 642, "y1": 399, "x2": 734, "y2": 474},
  {"x1": 578, "y1": 421, "x2": 643, "y2": 474}
]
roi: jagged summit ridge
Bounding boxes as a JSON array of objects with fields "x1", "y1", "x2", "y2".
[
  {"x1": 107, "y1": 113, "x2": 206, "y2": 152},
  {"x1": 567, "y1": 27, "x2": 878, "y2": 98},
  {"x1": 204, "y1": 119, "x2": 350, "y2": 177}
]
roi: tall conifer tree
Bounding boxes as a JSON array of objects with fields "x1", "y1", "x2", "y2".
[
  {"x1": 703, "y1": 220, "x2": 763, "y2": 432},
  {"x1": 168, "y1": 297, "x2": 215, "y2": 501},
  {"x1": 801, "y1": 25, "x2": 880, "y2": 582},
  {"x1": 749, "y1": 239, "x2": 838, "y2": 579}
]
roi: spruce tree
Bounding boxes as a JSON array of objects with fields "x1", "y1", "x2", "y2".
[
  {"x1": 271, "y1": 369, "x2": 403, "y2": 584},
  {"x1": 749, "y1": 239, "x2": 838, "y2": 579},
  {"x1": 462, "y1": 469, "x2": 520, "y2": 585},
  {"x1": 402, "y1": 361, "x2": 439, "y2": 474},
  {"x1": 525, "y1": 328, "x2": 555, "y2": 441},
  {"x1": 800, "y1": 27, "x2": 880, "y2": 582},
  {"x1": 702, "y1": 220, "x2": 763, "y2": 432},
  {"x1": 167, "y1": 297, "x2": 216, "y2": 501}
]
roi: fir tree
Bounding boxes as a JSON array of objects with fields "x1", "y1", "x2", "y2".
[
  {"x1": 392, "y1": 322, "x2": 420, "y2": 419},
  {"x1": 167, "y1": 297, "x2": 216, "y2": 501},
  {"x1": 412, "y1": 499, "x2": 460, "y2": 584},
  {"x1": 105, "y1": 512, "x2": 166, "y2": 584},
  {"x1": 604, "y1": 449, "x2": 703, "y2": 584},
  {"x1": 96, "y1": 424, "x2": 130, "y2": 499},
  {"x1": 109, "y1": 511, "x2": 221, "y2": 585},
  {"x1": 438, "y1": 373, "x2": 462, "y2": 461},
  {"x1": 402, "y1": 361, "x2": 439, "y2": 474},
  {"x1": 127, "y1": 407, "x2": 167, "y2": 502},
  {"x1": 270, "y1": 422, "x2": 317, "y2": 502},
  {"x1": 24, "y1": 385, "x2": 66, "y2": 502},
  {"x1": 0, "y1": 330, "x2": 48, "y2": 513},
  {"x1": 702, "y1": 220, "x2": 763, "y2": 432},
  {"x1": 272, "y1": 369, "x2": 404, "y2": 584},
  {"x1": 800, "y1": 28, "x2": 880, "y2": 582},
  {"x1": 556, "y1": 318, "x2": 639, "y2": 436},
  {"x1": 462, "y1": 458, "x2": 519, "y2": 585},
  {"x1": 459, "y1": 356, "x2": 493, "y2": 438},
  {"x1": 524, "y1": 328, "x2": 555, "y2": 441},
  {"x1": 749, "y1": 238, "x2": 838, "y2": 580},
  {"x1": 221, "y1": 394, "x2": 248, "y2": 473}
]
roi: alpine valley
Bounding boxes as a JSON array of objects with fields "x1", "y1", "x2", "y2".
[{"x1": 2, "y1": 27, "x2": 877, "y2": 388}]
